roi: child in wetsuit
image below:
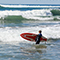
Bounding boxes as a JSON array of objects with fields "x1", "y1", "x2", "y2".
[{"x1": 35, "y1": 30, "x2": 42, "y2": 44}]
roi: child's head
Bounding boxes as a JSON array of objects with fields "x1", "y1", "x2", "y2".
[{"x1": 39, "y1": 30, "x2": 42, "y2": 33}]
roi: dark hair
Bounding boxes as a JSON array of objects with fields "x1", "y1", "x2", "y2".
[{"x1": 39, "y1": 30, "x2": 42, "y2": 33}]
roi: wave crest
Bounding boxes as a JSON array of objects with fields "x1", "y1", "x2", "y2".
[
  {"x1": 0, "y1": 9, "x2": 53, "y2": 20},
  {"x1": 0, "y1": 9, "x2": 60, "y2": 20}
]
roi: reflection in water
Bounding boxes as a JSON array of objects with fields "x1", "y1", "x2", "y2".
[{"x1": 20, "y1": 44, "x2": 47, "y2": 56}]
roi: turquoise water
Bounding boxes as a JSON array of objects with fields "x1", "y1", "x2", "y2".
[{"x1": 0, "y1": 4, "x2": 60, "y2": 60}]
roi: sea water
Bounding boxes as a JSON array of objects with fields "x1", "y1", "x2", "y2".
[{"x1": 0, "y1": 4, "x2": 60, "y2": 60}]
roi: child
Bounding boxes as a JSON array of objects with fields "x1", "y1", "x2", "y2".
[{"x1": 35, "y1": 30, "x2": 42, "y2": 44}]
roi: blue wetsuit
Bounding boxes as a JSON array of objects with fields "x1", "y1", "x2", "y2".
[{"x1": 35, "y1": 33, "x2": 42, "y2": 44}]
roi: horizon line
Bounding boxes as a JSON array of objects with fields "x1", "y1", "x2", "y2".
[{"x1": 0, "y1": 3, "x2": 60, "y2": 5}]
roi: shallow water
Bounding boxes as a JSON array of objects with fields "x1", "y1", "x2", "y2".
[{"x1": 0, "y1": 39, "x2": 60, "y2": 60}]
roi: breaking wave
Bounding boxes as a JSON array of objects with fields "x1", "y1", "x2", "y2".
[{"x1": 0, "y1": 9, "x2": 60, "y2": 21}]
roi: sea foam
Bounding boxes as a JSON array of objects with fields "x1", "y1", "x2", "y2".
[{"x1": 0, "y1": 9, "x2": 53, "y2": 20}]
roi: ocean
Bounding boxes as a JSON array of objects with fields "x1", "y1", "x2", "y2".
[{"x1": 0, "y1": 4, "x2": 60, "y2": 60}]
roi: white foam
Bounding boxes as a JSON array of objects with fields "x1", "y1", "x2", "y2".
[
  {"x1": 43, "y1": 25, "x2": 60, "y2": 38},
  {"x1": 0, "y1": 9, "x2": 53, "y2": 20},
  {"x1": 0, "y1": 25, "x2": 60, "y2": 42}
]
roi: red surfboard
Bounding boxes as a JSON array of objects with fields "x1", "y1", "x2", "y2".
[{"x1": 20, "y1": 33, "x2": 47, "y2": 42}]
